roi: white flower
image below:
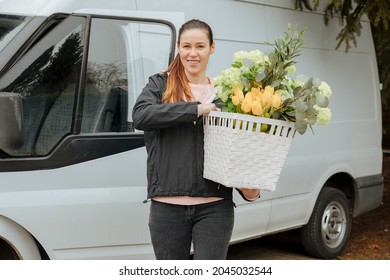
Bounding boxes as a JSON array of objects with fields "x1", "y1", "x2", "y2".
[
  {"x1": 318, "y1": 81, "x2": 332, "y2": 98},
  {"x1": 314, "y1": 105, "x2": 332, "y2": 125},
  {"x1": 232, "y1": 51, "x2": 247, "y2": 65},
  {"x1": 217, "y1": 87, "x2": 229, "y2": 102},
  {"x1": 232, "y1": 50, "x2": 268, "y2": 69},
  {"x1": 214, "y1": 67, "x2": 242, "y2": 88},
  {"x1": 248, "y1": 50, "x2": 267, "y2": 66},
  {"x1": 214, "y1": 67, "x2": 243, "y2": 102}
]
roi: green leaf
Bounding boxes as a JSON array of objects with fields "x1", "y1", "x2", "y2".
[
  {"x1": 286, "y1": 111, "x2": 296, "y2": 117},
  {"x1": 293, "y1": 86, "x2": 303, "y2": 96},
  {"x1": 269, "y1": 52, "x2": 278, "y2": 65},
  {"x1": 295, "y1": 119, "x2": 308, "y2": 135},
  {"x1": 306, "y1": 106, "x2": 317, "y2": 117},
  {"x1": 308, "y1": 115, "x2": 317, "y2": 125},
  {"x1": 305, "y1": 77, "x2": 313, "y2": 88},
  {"x1": 256, "y1": 71, "x2": 266, "y2": 81},
  {"x1": 293, "y1": 100, "x2": 308, "y2": 111},
  {"x1": 241, "y1": 77, "x2": 250, "y2": 88},
  {"x1": 316, "y1": 93, "x2": 329, "y2": 107},
  {"x1": 222, "y1": 105, "x2": 230, "y2": 112},
  {"x1": 272, "y1": 110, "x2": 282, "y2": 119},
  {"x1": 282, "y1": 98, "x2": 292, "y2": 107},
  {"x1": 307, "y1": 96, "x2": 316, "y2": 108},
  {"x1": 271, "y1": 80, "x2": 280, "y2": 87}
]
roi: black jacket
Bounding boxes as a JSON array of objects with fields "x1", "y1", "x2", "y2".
[{"x1": 132, "y1": 73, "x2": 233, "y2": 200}]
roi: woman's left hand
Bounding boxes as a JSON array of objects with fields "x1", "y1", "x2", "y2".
[{"x1": 239, "y1": 188, "x2": 261, "y2": 201}]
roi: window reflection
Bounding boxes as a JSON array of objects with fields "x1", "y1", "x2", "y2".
[{"x1": 0, "y1": 18, "x2": 84, "y2": 156}]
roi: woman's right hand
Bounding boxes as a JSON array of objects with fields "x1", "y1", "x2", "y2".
[{"x1": 198, "y1": 103, "x2": 217, "y2": 116}]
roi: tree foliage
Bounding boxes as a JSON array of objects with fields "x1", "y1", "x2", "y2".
[{"x1": 295, "y1": 0, "x2": 390, "y2": 51}]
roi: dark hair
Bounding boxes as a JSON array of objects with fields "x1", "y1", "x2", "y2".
[{"x1": 162, "y1": 19, "x2": 214, "y2": 103}]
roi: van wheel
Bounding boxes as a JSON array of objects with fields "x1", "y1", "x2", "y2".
[{"x1": 300, "y1": 187, "x2": 351, "y2": 259}]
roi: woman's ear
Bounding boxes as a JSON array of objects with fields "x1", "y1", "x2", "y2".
[{"x1": 210, "y1": 42, "x2": 215, "y2": 54}]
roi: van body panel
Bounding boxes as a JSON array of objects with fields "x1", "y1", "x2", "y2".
[
  {"x1": 0, "y1": 148, "x2": 152, "y2": 259},
  {"x1": 0, "y1": 0, "x2": 137, "y2": 16},
  {"x1": 0, "y1": 0, "x2": 383, "y2": 259}
]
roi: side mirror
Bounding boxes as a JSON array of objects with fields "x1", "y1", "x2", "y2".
[{"x1": 0, "y1": 92, "x2": 24, "y2": 153}]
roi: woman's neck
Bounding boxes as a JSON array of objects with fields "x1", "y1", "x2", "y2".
[{"x1": 187, "y1": 74, "x2": 209, "y2": 85}]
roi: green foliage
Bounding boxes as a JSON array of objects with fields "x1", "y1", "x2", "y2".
[
  {"x1": 263, "y1": 24, "x2": 307, "y2": 87},
  {"x1": 295, "y1": 0, "x2": 390, "y2": 51},
  {"x1": 366, "y1": 0, "x2": 390, "y2": 30},
  {"x1": 214, "y1": 25, "x2": 333, "y2": 135}
]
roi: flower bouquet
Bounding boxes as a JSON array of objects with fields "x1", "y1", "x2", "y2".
[{"x1": 203, "y1": 24, "x2": 332, "y2": 191}]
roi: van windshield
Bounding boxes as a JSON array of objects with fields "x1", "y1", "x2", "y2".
[{"x1": 0, "y1": 14, "x2": 30, "y2": 52}]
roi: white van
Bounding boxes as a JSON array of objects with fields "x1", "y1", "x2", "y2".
[{"x1": 0, "y1": 0, "x2": 383, "y2": 260}]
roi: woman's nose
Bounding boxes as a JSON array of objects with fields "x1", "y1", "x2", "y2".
[{"x1": 189, "y1": 47, "x2": 197, "y2": 55}]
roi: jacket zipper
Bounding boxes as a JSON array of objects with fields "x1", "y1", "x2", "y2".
[{"x1": 194, "y1": 119, "x2": 199, "y2": 192}]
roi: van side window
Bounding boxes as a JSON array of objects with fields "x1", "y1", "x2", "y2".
[
  {"x1": 0, "y1": 15, "x2": 30, "y2": 53},
  {"x1": 0, "y1": 17, "x2": 84, "y2": 156},
  {"x1": 83, "y1": 18, "x2": 173, "y2": 133}
]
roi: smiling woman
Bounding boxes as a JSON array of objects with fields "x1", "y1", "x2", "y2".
[
  {"x1": 162, "y1": 19, "x2": 215, "y2": 103},
  {"x1": 0, "y1": 0, "x2": 383, "y2": 261},
  {"x1": 177, "y1": 25, "x2": 215, "y2": 84},
  {"x1": 132, "y1": 19, "x2": 260, "y2": 260}
]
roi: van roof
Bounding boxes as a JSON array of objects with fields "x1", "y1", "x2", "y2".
[{"x1": 0, "y1": 0, "x2": 135, "y2": 16}]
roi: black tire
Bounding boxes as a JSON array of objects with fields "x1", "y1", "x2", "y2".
[{"x1": 300, "y1": 187, "x2": 352, "y2": 259}]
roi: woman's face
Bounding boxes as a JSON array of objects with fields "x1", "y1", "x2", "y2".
[{"x1": 178, "y1": 28, "x2": 214, "y2": 82}]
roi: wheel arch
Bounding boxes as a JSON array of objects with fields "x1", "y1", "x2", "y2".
[
  {"x1": 322, "y1": 172, "x2": 356, "y2": 212},
  {"x1": 0, "y1": 215, "x2": 44, "y2": 260},
  {"x1": 305, "y1": 168, "x2": 356, "y2": 224}
]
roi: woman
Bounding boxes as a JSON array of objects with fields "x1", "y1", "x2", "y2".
[{"x1": 132, "y1": 19, "x2": 260, "y2": 260}]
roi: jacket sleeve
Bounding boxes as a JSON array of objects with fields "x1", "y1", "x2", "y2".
[{"x1": 132, "y1": 74, "x2": 199, "y2": 131}]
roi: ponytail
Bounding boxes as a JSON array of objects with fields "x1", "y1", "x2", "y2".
[{"x1": 162, "y1": 54, "x2": 193, "y2": 103}]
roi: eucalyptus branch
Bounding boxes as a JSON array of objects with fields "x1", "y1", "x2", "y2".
[{"x1": 263, "y1": 25, "x2": 307, "y2": 86}]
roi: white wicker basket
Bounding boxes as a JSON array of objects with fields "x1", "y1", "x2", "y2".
[{"x1": 203, "y1": 111, "x2": 296, "y2": 191}]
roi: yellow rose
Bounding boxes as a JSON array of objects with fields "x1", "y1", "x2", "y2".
[
  {"x1": 262, "y1": 86, "x2": 274, "y2": 109},
  {"x1": 241, "y1": 92, "x2": 253, "y2": 113},
  {"x1": 252, "y1": 100, "x2": 263, "y2": 116},
  {"x1": 232, "y1": 95, "x2": 240, "y2": 105},
  {"x1": 272, "y1": 93, "x2": 281, "y2": 108},
  {"x1": 232, "y1": 86, "x2": 245, "y2": 101},
  {"x1": 250, "y1": 87, "x2": 261, "y2": 97},
  {"x1": 244, "y1": 91, "x2": 253, "y2": 102},
  {"x1": 241, "y1": 100, "x2": 252, "y2": 113}
]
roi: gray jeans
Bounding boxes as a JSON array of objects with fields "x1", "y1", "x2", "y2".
[{"x1": 149, "y1": 199, "x2": 234, "y2": 260}]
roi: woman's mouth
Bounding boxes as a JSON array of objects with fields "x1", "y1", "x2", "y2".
[{"x1": 187, "y1": 60, "x2": 199, "y2": 65}]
